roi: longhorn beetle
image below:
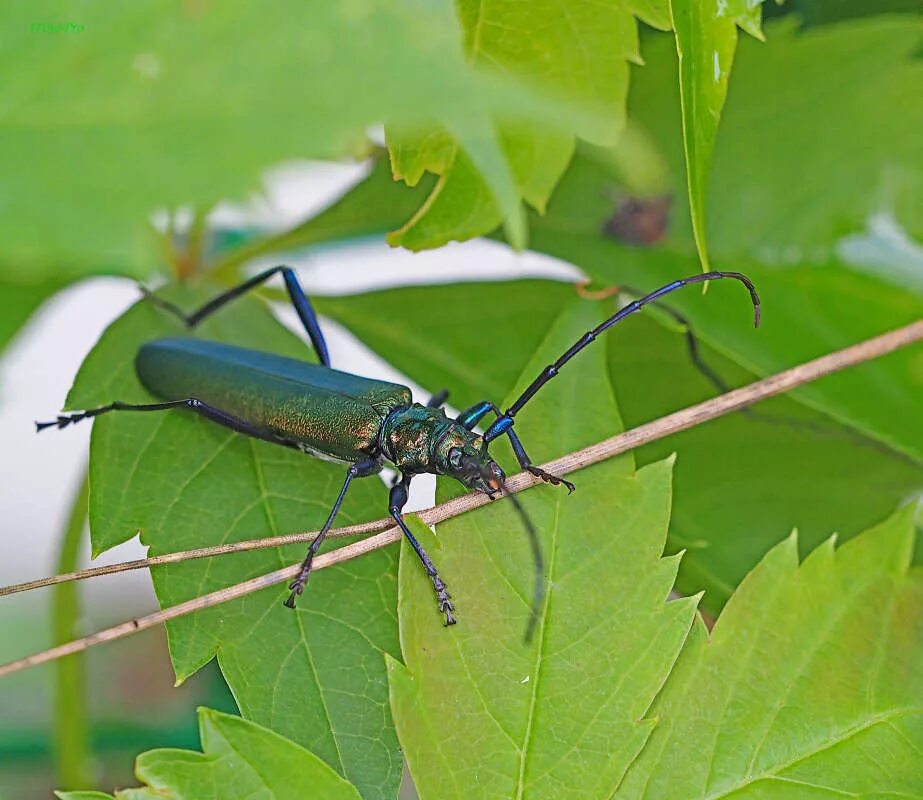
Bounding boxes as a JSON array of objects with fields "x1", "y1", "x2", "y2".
[{"x1": 38, "y1": 266, "x2": 760, "y2": 628}]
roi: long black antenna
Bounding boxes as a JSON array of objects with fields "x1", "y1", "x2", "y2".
[{"x1": 484, "y1": 271, "x2": 760, "y2": 443}]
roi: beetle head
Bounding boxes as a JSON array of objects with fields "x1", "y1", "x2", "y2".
[{"x1": 435, "y1": 427, "x2": 504, "y2": 496}]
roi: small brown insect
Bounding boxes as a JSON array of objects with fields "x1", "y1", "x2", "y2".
[{"x1": 603, "y1": 195, "x2": 672, "y2": 246}]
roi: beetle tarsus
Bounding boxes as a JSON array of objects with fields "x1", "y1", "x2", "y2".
[
  {"x1": 284, "y1": 559, "x2": 313, "y2": 609},
  {"x1": 36, "y1": 412, "x2": 87, "y2": 432},
  {"x1": 527, "y1": 466, "x2": 576, "y2": 494},
  {"x1": 433, "y1": 576, "x2": 456, "y2": 625}
]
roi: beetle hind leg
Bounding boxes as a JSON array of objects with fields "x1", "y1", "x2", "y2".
[
  {"x1": 36, "y1": 398, "x2": 206, "y2": 433},
  {"x1": 284, "y1": 456, "x2": 381, "y2": 609}
]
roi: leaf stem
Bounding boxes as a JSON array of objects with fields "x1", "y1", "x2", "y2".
[
  {"x1": 1, "y1": 318, "x2": 921, "y2": 678},
  {"x1": 52, "y1": 469, "x2": 92, "y2": 788}
]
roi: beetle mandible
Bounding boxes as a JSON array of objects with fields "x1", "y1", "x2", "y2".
[{"x1": 38, "y1": 266, "x2": 760, "y2": 626}]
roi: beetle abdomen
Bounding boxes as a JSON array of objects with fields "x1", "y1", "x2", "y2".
[{"x1": 136, "y1": 338, "x2": 411, "y2": 462}]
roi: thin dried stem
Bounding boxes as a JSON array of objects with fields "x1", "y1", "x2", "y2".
[
  {"x1": 0, "y1": 519, "x2": 394, "y2": 598},
  {"x1": 1, "y1": 319, "x2": 921, "y2": 678}
]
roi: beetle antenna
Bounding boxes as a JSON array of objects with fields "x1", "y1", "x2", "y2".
[
  {"x1": 484, "y1": 271, "x2": 760, "y2": 443},
  {"x1": 499, "y1": 478, "x2": 544, "y2": 644}
]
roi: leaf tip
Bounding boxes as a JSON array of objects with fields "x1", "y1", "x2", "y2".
[{"x1": 384, "y1": 652, "x2": 406, "y2": 673}]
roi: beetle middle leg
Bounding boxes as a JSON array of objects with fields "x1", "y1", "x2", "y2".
[
  {"x1": 389, "y1": 473, "x2": 456, "y2": 625},
  {"x1": 456, "y1": 401, "x2": 575, "y2": 493},
  {"x1": 285, "y1": 455, "x2": 382, "y2": 609}
]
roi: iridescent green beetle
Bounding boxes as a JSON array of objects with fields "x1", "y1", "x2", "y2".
[{"x1": 39, "y1": 266, "x2": 759, "y2": 628}]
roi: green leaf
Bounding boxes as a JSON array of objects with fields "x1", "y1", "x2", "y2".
[
  {"x1": 57, "y1": 709, "x2": 362, "y2": 799},
  {"x1": 386, "y1": 0, "x2": 646, "y2": 250},
  {"x1": 619, "y1": 504, "x2": 923, "y2": 797},
  {"x1": 630, "y1": 17, "x2": 923, "y2": 261},
  {"x1": 625, "y1": 0, "x2": 672, "y2": 31},
  {"x1": 389, "y1": 301, "x2": 697, "y2": 799},
  {"x1": 608, "y1": 314, "x2": 923, "y2": 611},
  {"x1": 0, "y1": 0, "x2": 558, "y2": 280},
  {"x1": 670, "y1": 0, "x2": 764, "y2": 271},
  {"x1": 388, "y1": 121, "x2": 533, "y2": 251},
  {"x1": 66, "y1": 287, "x2": 401, "y2": 800}
]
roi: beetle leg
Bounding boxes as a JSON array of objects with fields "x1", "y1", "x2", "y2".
[
  {"x1": 35, "y1": 397, "x2": 283, "y2": 444},
  {"x1": 37, "y1": 397, "x2": 317, "y2": 458},
  {"x1": 141, "y1": 265, "x2": 331, "y2": 367},
  {"x1": 36, "y1": 398, "x2": 199, "y2": 431},
  {"x1": 456, "y1": 400, "x2": 496, "y2": 430},
  {"x1": 285, "y1": 456, "x2": 381, "y2": 608},
  {"x1": 389, "y1": 474, "x2": 456, "y2": 625},
  {"x1": 506, "y1": 430, "x2": 575, "y2": 494}
]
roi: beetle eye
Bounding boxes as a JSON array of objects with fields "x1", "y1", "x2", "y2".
[{"x1": 448, "y1": 447, "x2": 463, "y2": 467}]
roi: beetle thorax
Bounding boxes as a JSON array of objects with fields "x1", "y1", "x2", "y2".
[
  {"x1": 379, "y1": 405, "x2": 480, "y2": 476},
  {"x1": 380, "y1": 405, "x2": 449, "y2": 473}
]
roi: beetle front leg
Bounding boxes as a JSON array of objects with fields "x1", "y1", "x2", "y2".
[
  {"x1": 458, "y1": 401, "x2": 575, "y2": 493},
  {"x1": 389, "y1": 474, "x2": 456, "y2": 625},
  {"x1": 285, "y1": 456, "x2": 381, "y2": 608},
  {"x1": 506, "y1": 428, "x2": 576, "y2": 494}
]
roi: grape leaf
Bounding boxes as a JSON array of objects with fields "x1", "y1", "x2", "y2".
[
  {"x1": 56, "y1": 708, "x2": 362, "y2": 800},
  {"x1": 669, "y1": 0, "x2": 764, "y2": 270},
  {"x1": 388, "y1": 301, "x2": 697, "y2": 799},
  {"x1": 0, "y1": 0, "x2": 559, "y2": 280},
  {"x1": 619, "y1": 504, "x2": 923, "y2": 797},
  {"x1": 65, "y1": 287, "x2": 401, "y2": 800},
  {"x1": 386, "y1": 0, "x2": 648, "y2": 250},
  {"x1": 625, "y1": 0, "x2": 672, "y2": 31},
  {"x1": 388, "y1": 121, "x2": 532, "y2": 251}
]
